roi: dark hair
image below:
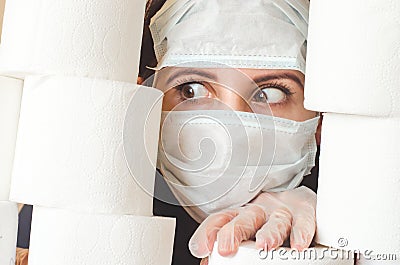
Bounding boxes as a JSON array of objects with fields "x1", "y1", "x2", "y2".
[{"x1": 139, "y1": 0, "x2": 167, "y2": 80}]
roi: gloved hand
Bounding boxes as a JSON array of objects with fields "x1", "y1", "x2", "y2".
[
  {"x1": 189, "y1": 186, "x2": 316, "y2": 259},
  {"x1": 15, "y1": 248, "x2": 29, "y2": 265}
]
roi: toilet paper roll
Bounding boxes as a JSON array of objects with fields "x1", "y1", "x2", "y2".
[
  {"x1": 0, "y1": 201, "x2": 18, "y2": 265},
  {"x1": 28, "y1": 206, "x2": 176, "y2": 265},
  {"x1": 0, "y1": 76, "x2": 23, "y2": 200},
  {"x1": 10, "y1": 75, "x2": 163, "y2": 216},
  {"x1": 0, "y1": 0, "x2": 146, "y2": 82},
  {"x1": 208, "y1": 241, "x2": 354, "y2": 265},
  {"x1": 316, "y1": 113, "x2": 400, "y2": 253},
  {"x1": 304, "y1": 0, "x2": 400, "y2": 117}
]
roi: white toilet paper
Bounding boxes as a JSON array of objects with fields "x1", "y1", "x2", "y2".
[
  {"x1": 355, "y1": 254, "x2": 399, "y2": 265},
  {"x1": 0, "y1": 201, "x2": 18, "y2": 265},
  {"x1": 304, "y1": 0, "x2": 400, "y2": 117},
  {"x1": 10, "y1": 75, "x2": 163, "y2": 216},
  {"x1": 208, "y1": 241, "x2": 354, "y2": 265},
  {"x1": 0, "y1": 0, "x2": 146, "y2": 82},
  {"x1": 316, "y1": 113, "x2": 400, "y2": 253},
  {"x1": 0, "y1": 0, "x2": 5, "y2": 40},
  {"x1": 28, "y1": 206, "x2": 176, "y2": 265},
  {"x1": 0, "y1": 76, "x2": 23, "y2": 200}
]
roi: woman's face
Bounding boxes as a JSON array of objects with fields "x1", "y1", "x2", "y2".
[{"x1": 153, "y1": 67, "x2": 316, "y2": 122}]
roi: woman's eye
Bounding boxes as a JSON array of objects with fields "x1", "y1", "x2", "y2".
[
  {"x1": 178, "y1": 82, "x2": 210, "y2": 100},
  {"x1": 253, "y1": 88, "x2": 286, "y2": 104}
]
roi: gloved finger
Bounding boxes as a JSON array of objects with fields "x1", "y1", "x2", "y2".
[
  {"x1": 200, "y1": 257, "x2": 209, "y2": 265},
  {"x1": 189, "y1": 210, "x2": 239, "y2": 258},
  {"x1": 290, "y1": 211, "x2": 316, "y2": 251},
  {"x1": 255, "y1": 207, "x2": 292, "y2": 251},
  {"x1": 216, "y1": 204, "x2": 266, "y2": 256}
]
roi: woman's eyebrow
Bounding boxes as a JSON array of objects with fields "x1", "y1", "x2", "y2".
[
  {"x1": 253, "y1": 73, "x2": 304, "y2": 88},
  {"x1": 166, "y1": 69, "x2": 217, "y2": 85}
]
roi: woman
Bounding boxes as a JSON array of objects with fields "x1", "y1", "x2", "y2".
[{"x1": 143, "y1": 0, "x2": 321, "y2": 264}]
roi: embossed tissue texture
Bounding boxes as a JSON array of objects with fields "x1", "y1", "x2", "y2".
[
  {"x1": 0, "y1": 0, "x2": 146, "y2": 82},
  {"x1": 304, "y1": 0, "x2": 400, "y2": 117},
  {"x1": 28, "y1": 206, "x2": 176, "y2": 265},
  {"x1": 10, "y1": 75, "x2": 163, "y2": 216},
  {"x1": 316, "y1": 113, "x2": 400, "y2": 253}
]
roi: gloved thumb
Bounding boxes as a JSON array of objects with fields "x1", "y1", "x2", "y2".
[{"x1": 189, "y1": 226, "x2": 216, "y2": 258}]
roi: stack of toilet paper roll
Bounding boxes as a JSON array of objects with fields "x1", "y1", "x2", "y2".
[
  {"x1": 0, "y1": 0, "x2": 176, "y2": 264},
  {"x1": 304, "y1": 0, "x2": 400, "y2": 264}
]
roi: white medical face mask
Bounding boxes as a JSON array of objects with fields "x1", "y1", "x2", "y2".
[{"x1": 157, "y1": 110, "x2": 319, "y2": 223}]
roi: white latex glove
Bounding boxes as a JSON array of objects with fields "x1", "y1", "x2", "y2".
[{"x1": 189, "y1": 186, "x2": 316, "y2": 259}]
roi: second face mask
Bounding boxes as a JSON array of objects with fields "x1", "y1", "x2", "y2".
[{"x1": 157, "y1": 110, "x2": 319, "y2": 223}]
